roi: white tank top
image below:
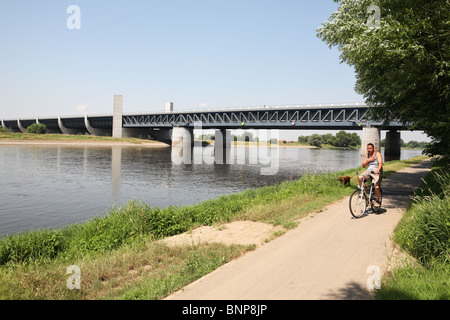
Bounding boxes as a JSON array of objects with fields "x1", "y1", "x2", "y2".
[{"x1": 367, "y1": 151, "x2": 380, "y2": 172}]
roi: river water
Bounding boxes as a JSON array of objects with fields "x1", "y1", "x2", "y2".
[{"x1": 0, "y1": 144, "x2": 422, "y2": 236}]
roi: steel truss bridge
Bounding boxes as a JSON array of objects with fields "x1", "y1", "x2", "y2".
[
  {"x1": 123, "y1": 104, "x2": 407, "y2": 130},
  {"x1": 2, "y1": 103, "x2": 409, "y2": 134}
]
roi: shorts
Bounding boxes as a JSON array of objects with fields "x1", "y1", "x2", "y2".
[{"x1": 360, "y1": 170, "x2": 382, "y2": 186}]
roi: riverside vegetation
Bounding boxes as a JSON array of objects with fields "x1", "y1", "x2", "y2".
[
  {"x1": 1, "y1": 154, "x2": 446, "y2": 300},
  {"x1": 376, "y1": 165, "x2": 450, "y2": 300}
]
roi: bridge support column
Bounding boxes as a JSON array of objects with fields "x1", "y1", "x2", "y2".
[
  {"x1": 384, "y1": 130, "x2": 401, "y2": 161},
  {"x1": 360, "y1": 127, "x2": 381, "y2": 163},
  {"x1": 171, "y1": 127, "x2": 194, "y2": 164},
  {"x1": 214, "y1": 129, "x2": 231, "y2": 164},
  {"x1": 113, "y1": 95, "x2": 123, "y2": 138},
  {"x1": 17, "y1": 119, "x2": 27, "y2": 133}
]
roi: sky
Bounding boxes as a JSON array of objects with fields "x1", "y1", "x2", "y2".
[{"x1": 0, "y1": 0, "x2": 429, "y2": 142}]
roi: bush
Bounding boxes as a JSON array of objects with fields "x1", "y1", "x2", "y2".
[
  {"x1": 0, "y1": 230, "x2": 64, "y2": 265},
  {"x1": 393, "y1": 169, "x2": 450, "y2": 265},
  {"x1": 26, "y1": 123, "x2": 47, "y2": 134}
]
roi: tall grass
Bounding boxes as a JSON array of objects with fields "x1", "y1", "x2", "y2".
[
  {"x1": 377, "y1": 166, "x2": 450, "y2": 299},
  {"x1": 392, "y1": 168, "x2": 450, "y2": 265}
]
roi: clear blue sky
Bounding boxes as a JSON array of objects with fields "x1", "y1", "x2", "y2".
[{"x1": 0, "y1": 0, "x2": 429, "y2": 141}]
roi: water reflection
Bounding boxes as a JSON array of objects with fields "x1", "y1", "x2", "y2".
[{"x1": 0, "y1": 144, "x2": 423, "y2": 236}]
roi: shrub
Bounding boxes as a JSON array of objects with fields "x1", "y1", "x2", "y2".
[
  {"x1": 0, "y1": 230, "x2": 64, "y2": 265},
  {"x1": 26, "y1": 123, "x2": 47, "y2": 134},
  {"x1": 393, "y1": 169, "x2": 450, "y2": 265}
]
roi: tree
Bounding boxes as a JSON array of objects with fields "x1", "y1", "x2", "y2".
[
  {"x1": 317, "y1": 0, "x2": 450, "y2": 163},
  {"x1": 308, "y1": 134, "x2": 323, "y2": 147},
  {"x1": 336, "y1": 131, "x2": 350, "y2": 147},
  {"x1": 298, "y1": 135, "x2": 309, "y2": 144}
]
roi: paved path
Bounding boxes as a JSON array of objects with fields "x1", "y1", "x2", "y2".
[{"x1": 166, "y1": 160, "x2": 432, "y2": 300}]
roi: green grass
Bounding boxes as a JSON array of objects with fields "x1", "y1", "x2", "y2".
[
  {"x1": 0, "y1": 130, "x2": 162, "y2": 144},
  {"x1": 0, "y1": 155, "x2": 430, "y2": 299},
  {"x1": 376, "y1": 166, "x2": 449, "y2": 300}
]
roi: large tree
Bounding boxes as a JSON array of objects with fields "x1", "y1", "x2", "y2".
[{"x1": 317, "y1": 0, "x2": 449, "y2": 163}]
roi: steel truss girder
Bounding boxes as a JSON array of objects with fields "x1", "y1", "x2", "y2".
[{"x1": 122, "y1": 107, "x2": 372, "y2": 129}]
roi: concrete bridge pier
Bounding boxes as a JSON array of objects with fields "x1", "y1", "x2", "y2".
[
  {"x1": 171, "y1": 127, "x2": 194, "y2": 164},
  {"x1": 113, "y1": 95, "x2": 124, "y2": 138},
  {"x1": 360, "y1": 127, "x2": 381, "y2": 163},
  {"x1": 214, "y1": 129, "x2": 231, "y2": 164},
  {"x1": 384, "y1": 130, "x2": 401, "y2": 161},
  {"x1": 17, "y1": 119, "x2": 27, "y2": 133}
]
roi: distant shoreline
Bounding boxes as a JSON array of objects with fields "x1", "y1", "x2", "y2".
[
  {"x1": 0, "y1": 139, "x2": 169, "y2": 148},
  {"x1": 0, "y1": 139, "x2": 319, "y2": 149}
]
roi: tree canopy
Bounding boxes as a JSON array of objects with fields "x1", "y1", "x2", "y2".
[{"x1": 317, "y1": 0, "x2": 449, "y2": 163}]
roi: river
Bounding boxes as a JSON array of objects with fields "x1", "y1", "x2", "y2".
[{"x1": 0, "y1": 143, "x2": 423, "y2": 236}]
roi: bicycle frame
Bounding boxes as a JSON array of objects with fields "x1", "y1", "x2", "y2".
[
  {"x1": 357, "y1": 171, "x2": 374, "y2": 201},
  {"x1": 349, "y1": 171, "x2": 382, "y2": 218}
]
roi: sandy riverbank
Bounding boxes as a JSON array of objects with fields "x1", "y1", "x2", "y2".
[{"x1": 0, "y1": 139, "x2": 170, "y2": 148}]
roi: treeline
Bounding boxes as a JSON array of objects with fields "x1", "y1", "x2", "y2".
[
  {"x1": 381, "y1": 139, "x2": 429, "y2": 149},
  {"x1": 298, "y1": 131, "x2": 360, "y2": 148}
]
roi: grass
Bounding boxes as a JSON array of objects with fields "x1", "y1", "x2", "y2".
[
  {"x1": 376, "y1": 166, "x2": 449, "y2": 300},
  {"x1": 0, "y1": 155, "x2": 430, "y2": 299},
  {"x1": 0, "y1": 130, "x2": 162, "y2": 144}
]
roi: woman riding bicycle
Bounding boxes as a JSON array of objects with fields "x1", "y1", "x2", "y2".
[{"x1": 359, "y1": 143, "x2": 383, "y2": 204}]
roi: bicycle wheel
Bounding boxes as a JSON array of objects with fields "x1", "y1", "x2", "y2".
[
  {"x1": 349, "y1": 188, "x2": 368, "y2": 218},
  {"x1": 371, "y1": 188, "x2": 383, "y2": 213}
]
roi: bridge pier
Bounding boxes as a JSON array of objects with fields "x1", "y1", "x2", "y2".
[
  {"x1": 360, "y1": 127, "x2": 381, "y2": 163},
  {"x1": 113, "y1": 95, "x2": 124, "y2": 138},
  {"x1": 171, "y1": 127, "x2": 194, "y2": 164},
  {"x1": 214, "y1": 129, "x2": 231, "y2": 164},
  {"x1": 17, "y1": 119, "x2": 27, "y2": 133},
  {"x1": 384, "y1": 130, "x2": 401, "y2": 161}
]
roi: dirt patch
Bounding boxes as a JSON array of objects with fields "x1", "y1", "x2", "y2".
[{"x1": 159, "y1": 221, "x2": 285, "y2": 247}]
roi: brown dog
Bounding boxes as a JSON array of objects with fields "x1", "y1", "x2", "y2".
[{"x1": 338, "y1": 176, "x2": 351, "y2": 186}]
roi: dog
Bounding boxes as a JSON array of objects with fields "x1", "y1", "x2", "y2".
[{"x1": 338, "y1": 176, "x2": 351, "y2": 186}]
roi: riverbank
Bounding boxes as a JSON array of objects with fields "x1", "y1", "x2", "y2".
[
  {"x1": 0, "y1": 131, "x2": 169, "y2": 147},
  {"x1": 0, "y1": 155, "x2": 430, "y2": 300}
]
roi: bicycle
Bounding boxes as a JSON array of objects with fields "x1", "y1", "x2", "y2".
[{"x1": 349, "y1": 171, "x2": 383, "y2": 218}]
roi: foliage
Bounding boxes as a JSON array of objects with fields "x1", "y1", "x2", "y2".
[
  {"x1": 308, "y1": 134, "x2": 323, "y2": 147},
  {"x1": 317, "y1": 0, "x2": 450, "y2": 163},
  {"x1": 26, "y1": 123, "x2": 47, "y2": 134},
  {"x1": 300, "y1": 131, "x2": 361, "y2": 148},
  {"x1": 393, "y1": 168, "x2": 450, "y2": 265},
  {"x1": 0, "y1": 230, "x2": 64, "y2": 265}
]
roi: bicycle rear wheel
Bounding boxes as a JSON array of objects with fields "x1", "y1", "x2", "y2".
[
  {"x1": 349, "y1": 189, "x2": 368, "y2": 218},
  {"x1": 371, "y1": 188, "x2": 383, "y2": 213}
]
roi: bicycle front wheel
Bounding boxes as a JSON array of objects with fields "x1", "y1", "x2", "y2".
[
  {"x1": 349, "y1": 189, "x2": 368, "y2": 218},
  {"x1": 371, "y1": 188, "x2": 383, "y2": 213}
]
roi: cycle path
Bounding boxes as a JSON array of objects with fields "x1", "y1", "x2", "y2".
[{"x1": 166, "y1": 159, "x2": 432, "y2": 300}]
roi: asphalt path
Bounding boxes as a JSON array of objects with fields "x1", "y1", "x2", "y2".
[{"x1": 166, "y1": 160, "x2": 432, "y2": 300}]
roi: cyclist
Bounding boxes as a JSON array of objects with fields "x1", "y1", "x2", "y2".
[{"x1": 358, "y1": 143, "x2": 383, "y2": 204}]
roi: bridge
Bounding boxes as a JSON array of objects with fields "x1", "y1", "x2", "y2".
[{"x1": 1, "y1": 95, "x2": 409, "y2": 160}]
